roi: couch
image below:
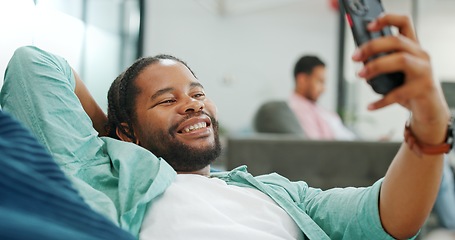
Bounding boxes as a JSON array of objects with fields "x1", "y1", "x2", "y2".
[
  {"x1": 226, "y1": 133, "x2": 401, "y2": 190},
  {"x1": 225, "y1": 100, "x2": 401, "y2": 190}
]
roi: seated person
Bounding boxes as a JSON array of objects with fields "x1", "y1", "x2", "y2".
[
  {"x1": 289, "y1": 55, "x2": 356, "y2": 140},
  {"x1": 0, "y1": 14, "x2": 451, "y2": 239}
]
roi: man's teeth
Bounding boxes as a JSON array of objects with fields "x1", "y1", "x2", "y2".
[{"x1": 183, "y1": 122, "x2": 207, "y2": 133}]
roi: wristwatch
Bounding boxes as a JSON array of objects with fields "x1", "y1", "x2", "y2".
[{"x1": 404, "y1": 117, "x2": 454, "y2": 155}]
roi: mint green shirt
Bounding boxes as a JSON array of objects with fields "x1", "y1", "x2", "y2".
[{"x1": 0, "y1": 46, "x2": 414, "y2": 239}]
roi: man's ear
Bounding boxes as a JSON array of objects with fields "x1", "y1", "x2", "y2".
[
  {"x1": 116, "y1": 123, "x2": 139, "y2": 145},
  {"x1": 297, "y1": 73, "x2": 309, "y2": 83},
  {"x1": 296, "y1": 73, "x2": 309, "y2": 90}
]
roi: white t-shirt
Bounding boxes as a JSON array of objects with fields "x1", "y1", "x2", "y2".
[{"x1": 140, "y1": 174, "x2": 304, "y2": 240}]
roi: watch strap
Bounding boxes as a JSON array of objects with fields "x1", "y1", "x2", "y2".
[{"x1": 404, "y1": 119, "x2": 454, "y2": 156}]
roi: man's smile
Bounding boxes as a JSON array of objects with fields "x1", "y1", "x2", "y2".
[
  {"x1": 176, "y1": 116, "x2": 213, "y2": 138},
  {"x1": 182, "y1": 122, "x2": 207, "y2": 133}
]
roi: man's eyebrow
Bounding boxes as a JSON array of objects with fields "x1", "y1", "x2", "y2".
[{"x1": 190, "y1": 82, "x2": 204, "y2": 89}]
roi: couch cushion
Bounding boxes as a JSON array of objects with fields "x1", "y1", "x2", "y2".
[
  {"x1": 226, "y1": 134, "x2": 401, "y2": 190},
  {"x1": 254, "y1": 100, "x2": 305, "y2": 136}
]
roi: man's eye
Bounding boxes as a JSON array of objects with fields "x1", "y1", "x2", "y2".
[
  {"x1": 159, "y1": 99, "x2": 176, "y2": 105},
  {"x1": 193, "y1": 93, "x2": 205, "y2": 98}
]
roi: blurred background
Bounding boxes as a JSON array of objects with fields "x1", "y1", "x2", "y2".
[{"x1": 1, "y1": 0, "x2": 454, "y2": 141}]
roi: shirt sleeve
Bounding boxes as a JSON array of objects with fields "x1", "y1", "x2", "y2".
[
  {"x1": 0, "y1": 46, "x2": 103, "y2": 168},
  {"x1": 304, "y1": 179, "x2": 417, "y2": 239}
]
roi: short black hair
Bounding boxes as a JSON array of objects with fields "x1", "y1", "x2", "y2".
[
  {"x1": 106, "y1": 54, "x2": 196, "y2": 141},
  {"x1": 293, "y1": 55, "x2": 325, "y2": 79}
]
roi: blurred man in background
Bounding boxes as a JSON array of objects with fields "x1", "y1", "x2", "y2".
[{"x1": 288, "y1": 55, "x2": 356, "y2": 140}]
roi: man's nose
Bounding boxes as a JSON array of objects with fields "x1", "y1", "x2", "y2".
[{"x1": 179, "y1": 97, "x2": 204, "y2": 114}]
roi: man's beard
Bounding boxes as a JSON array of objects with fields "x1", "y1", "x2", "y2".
[
  {"x1": 139, "y1": 113, "x2": 222, "y2": 172},
  {"x1": 304, "y1": 89, "x2": 317, "y2": 103}
]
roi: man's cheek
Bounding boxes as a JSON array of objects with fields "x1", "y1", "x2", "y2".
[{"x1": 206, "y1": 102, "x2": 218, "y2": 118}]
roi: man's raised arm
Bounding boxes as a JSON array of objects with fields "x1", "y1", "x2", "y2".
[
  {"x1": 353, "y1": 14, "x2": 450, "y2": 239},
  {"x1": 73, "y1": 69, "x2": 108, "y2": 136}
]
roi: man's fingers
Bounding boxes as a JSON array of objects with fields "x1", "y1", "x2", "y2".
[
  {"x1": 352, "y1": 35, "x2": 426, "y2": 63},
  {"x1": 368, "y1": 83, "x2": 419, "y2": 110},
  {"x1": 368, "y1": 14, "x2": 417, "y2": 42},
  {"x1": 359, "y1": 52, "x2": 428, "y2": 81}
]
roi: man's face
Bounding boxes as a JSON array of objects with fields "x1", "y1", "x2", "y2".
[
  {"x1": 304, "y1": 66, "x2": 326, "y2": 102},
  {"x1": 131, "y1": 59, "x2": 221, "y2": 172}
]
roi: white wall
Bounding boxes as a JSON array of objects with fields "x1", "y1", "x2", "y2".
[
  {"x1": 0, "y1": 0, "x2": 36, "y2": 86},
  {"x1": 0, "y1": 1, "x2": 129, "y2": 113},
  {"x1": 418, "y1": 0, "x2": 455, "y2": 82},
  {"x1": 0, "y1": 0, "x2": 85, "y2": 86},
  {"x1": 143, "y1": 0, "x2": 339, "y2": 133},
  {"x1": 2, "y1": 0, "x2": 454, "y2": 139}
]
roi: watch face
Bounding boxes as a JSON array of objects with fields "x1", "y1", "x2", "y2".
[{"x1": 449, "y1": 116, "x2": 455, "y2": 150}]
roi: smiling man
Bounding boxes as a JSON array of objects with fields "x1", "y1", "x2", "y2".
[
  {"x1": 0, "y1": 14, "x2": 451, "y2": 240},
  {"x1": 105, "y1": 55, "x2": 221, "y2": 175}
]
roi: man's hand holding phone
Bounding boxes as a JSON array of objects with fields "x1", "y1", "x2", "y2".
[{"x1": 350, "y1": 11, "x2": 452, "y2": 239}]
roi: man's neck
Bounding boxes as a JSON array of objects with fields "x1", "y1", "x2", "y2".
[{"x1": 177, "y1": 165, "x2": 211, "y2": 177}]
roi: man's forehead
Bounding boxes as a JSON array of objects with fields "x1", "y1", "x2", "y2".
[
  {"x1": 138, "y1": 62, "x2": 204, "y2": 90},
  {"x1": 142, "y1": 59, "x2": 191, "y2": 79},
  {"x1": 150, "y1": 59, "x2": 193, "y2": 75},
  {"x1": 158, "y1": 58, "x2": 178, "y2": 66}
]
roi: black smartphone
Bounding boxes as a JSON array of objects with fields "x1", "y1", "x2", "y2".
[{"x1": 341, "y1": 0, "x2": 404, "y2": 95}]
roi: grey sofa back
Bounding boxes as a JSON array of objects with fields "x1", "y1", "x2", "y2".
[
  {"x1": 226, "y1": 134, "x2": 401, "y2": 190},
  {"x1": 253, "y1": 100, "x2": 305, "y2": 136}
]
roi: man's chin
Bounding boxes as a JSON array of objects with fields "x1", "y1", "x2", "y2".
[
  {"x1": 159, "y1": 143, "x2": 221, "y2": 174},
  {"x1": 143, "y1": 127, "x2": 221, "y2": 174},
  {"x1": 176, "y1": 134, "x2": 216, "y2": 145}
]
